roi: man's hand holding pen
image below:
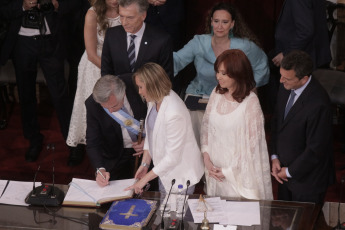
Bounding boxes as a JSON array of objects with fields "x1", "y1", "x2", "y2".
[{"x1": 96, "y1": 168, "x2": 110, "y2": 187}]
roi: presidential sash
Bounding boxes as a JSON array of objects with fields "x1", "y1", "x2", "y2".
[{"x1": 103, "y1": 107, "x2": 145, "y2": 138}]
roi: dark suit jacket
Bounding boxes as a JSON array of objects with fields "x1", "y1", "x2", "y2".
[
  {"x1": 270, "y1": 77, "x2": 335, "y2": 195},
  {"x1": 85, "y1": 91, "x2": 146, "y2": 177},
  {"x1": 0, "y1": 0, "x2": 79, "y2": 65},
  {"x1": 146, "y1": 0, "x2": 184, "y2": 28},
  {"x1": 101, "y1": 24, "x2": 173, "y2": 113},
  {"x1": 274, "y1": 0, "x2": 331, "y2": 68},
  {"x1": 145, "y1": 0, "x2": 185, "y2": 51}
]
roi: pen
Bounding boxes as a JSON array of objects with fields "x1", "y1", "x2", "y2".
[
  {"x1": 0, "y1": 180, "x2": 10, "y2": 198},
  {"x1": 96, "y1": 168, "x2": 106, "y2": 180}
]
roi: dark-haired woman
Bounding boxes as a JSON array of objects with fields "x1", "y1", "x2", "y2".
[
  {"x1": 173, "y1": 2, "x2": 269, "y2": 146},
  {"x1": 200, "y1": 49, "x2": 272, "y2": 200}
]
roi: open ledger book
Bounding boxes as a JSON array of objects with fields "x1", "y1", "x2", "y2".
[{"x1": 62, "y1": 178, "x2": 136, "y2": 207}]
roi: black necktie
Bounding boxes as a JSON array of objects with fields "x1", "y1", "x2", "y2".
[
  {"x1": 128, "y1": 34, "x2": 136, "y2": 72},
  {"x1": 284, "y1": 90, "x2": 296, "y2": 119}
]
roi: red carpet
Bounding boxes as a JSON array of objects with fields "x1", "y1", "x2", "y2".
[
  {"x1": 0, "y1": 84, "x2": 95, "y2": 185},
  {"x1": 0, "y1": 83, "x2": 344, "y2": 202}
]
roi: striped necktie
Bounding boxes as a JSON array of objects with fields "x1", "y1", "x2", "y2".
[{"x1": 128, "y1": 34, "x2": 136, "y2": 72}]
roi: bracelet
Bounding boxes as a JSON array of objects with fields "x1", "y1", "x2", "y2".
[{"x1": 141, "y1": 162, "x2": 150, "y2": 168}]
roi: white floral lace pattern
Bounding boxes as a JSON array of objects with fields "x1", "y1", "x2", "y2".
[{"x1": 201, "y1": 89, "x2": 273, "y2": 200}]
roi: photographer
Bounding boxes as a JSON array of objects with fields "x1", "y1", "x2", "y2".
[{"x1": 0, "y1": 0, "x2": 77, "y2": 162}]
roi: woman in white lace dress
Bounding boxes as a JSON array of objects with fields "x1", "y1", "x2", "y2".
[
  {"x1": 201, "y1": 49, "x2": 273, "y2": 200},
  {"x1": 67, "y1": 0, "x2": 121, "y2": 150}
]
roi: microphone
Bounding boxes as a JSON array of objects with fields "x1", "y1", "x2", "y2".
[
  {"x1": 25, "y1": 143, "x2": 65, "y2": 206},
  {"x1": 161, "y1": 179, "x2": 175, "y2": 229},
  {"x1": 32, "y1": 165, "x2": 41, "y2": 196},
  {"x1": 181, "y1": 180, "x2": 190, "y2": 230},
  {"x1": 333, "y1": 175, "x2": 345, "y2": 230}
]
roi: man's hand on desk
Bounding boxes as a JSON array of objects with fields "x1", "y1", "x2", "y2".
[
  {"x1": 132, "y1": 139, "x2": 144, "y2": 156},
  {"x1": 96, "y1": 168, "x2": 110, "y2": 187}
]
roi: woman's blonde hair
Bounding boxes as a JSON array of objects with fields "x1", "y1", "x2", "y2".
[{"x1": 133, "y1": 63, "x2": 172, "y2": 102}]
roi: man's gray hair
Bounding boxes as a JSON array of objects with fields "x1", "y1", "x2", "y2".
[
  {"x1": 93, "y1": 75, "x2": 126, "y2": 104},
  {"x1": 118, "y1": 0, "x2": 149, "y2": 13}
]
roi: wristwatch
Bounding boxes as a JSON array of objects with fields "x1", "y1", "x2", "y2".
[{"x1": 141, "y1": 162, "x2": 150, "y2": 168}]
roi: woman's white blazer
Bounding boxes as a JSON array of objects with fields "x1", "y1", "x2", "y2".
[{"x1": 144, "y1": 90, "x2": 204, "y2": 191}]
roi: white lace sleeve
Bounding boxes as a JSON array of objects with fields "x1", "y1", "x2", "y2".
[
  {"x1": 200, "y1": 88, "x2": 217, "y2": 154},
  {"x1": 244, "y1": 94, "x2": 273, "y2": 200}
]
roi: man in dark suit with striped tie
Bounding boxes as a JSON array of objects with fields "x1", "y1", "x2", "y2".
[
  {"x1": 101, "y1": 0, "x2": 173, "y2": 118},
  {"x1": 90, "y1": 0, "x2": 172, "y2": 186},
  {"x1": 270, "y1": 50, "x2": 335, "y2": 204}
]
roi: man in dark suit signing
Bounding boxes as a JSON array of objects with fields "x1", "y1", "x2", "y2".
[
  {"x1": 86, "y1": 75, "x2": 145, "y2": 187},
  {"x1": 101, "y1": 0, "x2": 173, "y2": 115},
  {"x1": 270, "y1": 50, "x2": 335, "y2": 204}
]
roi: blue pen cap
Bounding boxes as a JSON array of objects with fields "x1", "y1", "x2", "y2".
[{"x1": 178, "y1": 184, "x2": 183, "y2": 189}]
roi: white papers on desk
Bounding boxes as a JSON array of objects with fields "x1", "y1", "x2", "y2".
[
  {"x1": 188, "y1": 197, "x2": 260, "y2": 226},
  {"x1": 0, "y1": 180, "x2": 38, "y2": 206},
  {"x1": 220, "y1": 201, "x2": 260, "y2": 226},
  {"x1": 214, "y1": 224, "x2": 237, "y2": 230},
  {"x1": 188, "y1": 197, "x2": 226, "y2": 223},
  {"x1": 0, "y1": 180, "x2": 8, "y2": 196}
]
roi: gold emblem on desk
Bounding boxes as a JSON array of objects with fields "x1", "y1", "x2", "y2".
[
  {"x1": 124, "y1": 119, "x2": 133, "y2": 126},
  {"x1": 120, "y1": 205, "x2": 138, "y2": 219}
]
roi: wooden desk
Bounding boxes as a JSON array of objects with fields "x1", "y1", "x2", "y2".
[{"x1": 0, "y1": 189, "x2": 341, "y2": 229}]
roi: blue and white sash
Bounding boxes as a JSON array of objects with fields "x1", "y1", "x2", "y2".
[{"x1": 103, "y1": 108, "x2": 145, "y2": 138}]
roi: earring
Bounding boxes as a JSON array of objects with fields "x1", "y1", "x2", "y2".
[{"x1": 229, "y1": 28, "x2": 234, "y2": 38}]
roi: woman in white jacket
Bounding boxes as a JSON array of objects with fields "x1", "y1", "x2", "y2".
[{"x1": 126, "y1": 63, "x2": 204, "y2": 194}]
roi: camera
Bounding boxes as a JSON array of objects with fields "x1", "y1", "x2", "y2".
[{"x1": 22, "y1": 0, "x2": 54, "y2": 29}]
